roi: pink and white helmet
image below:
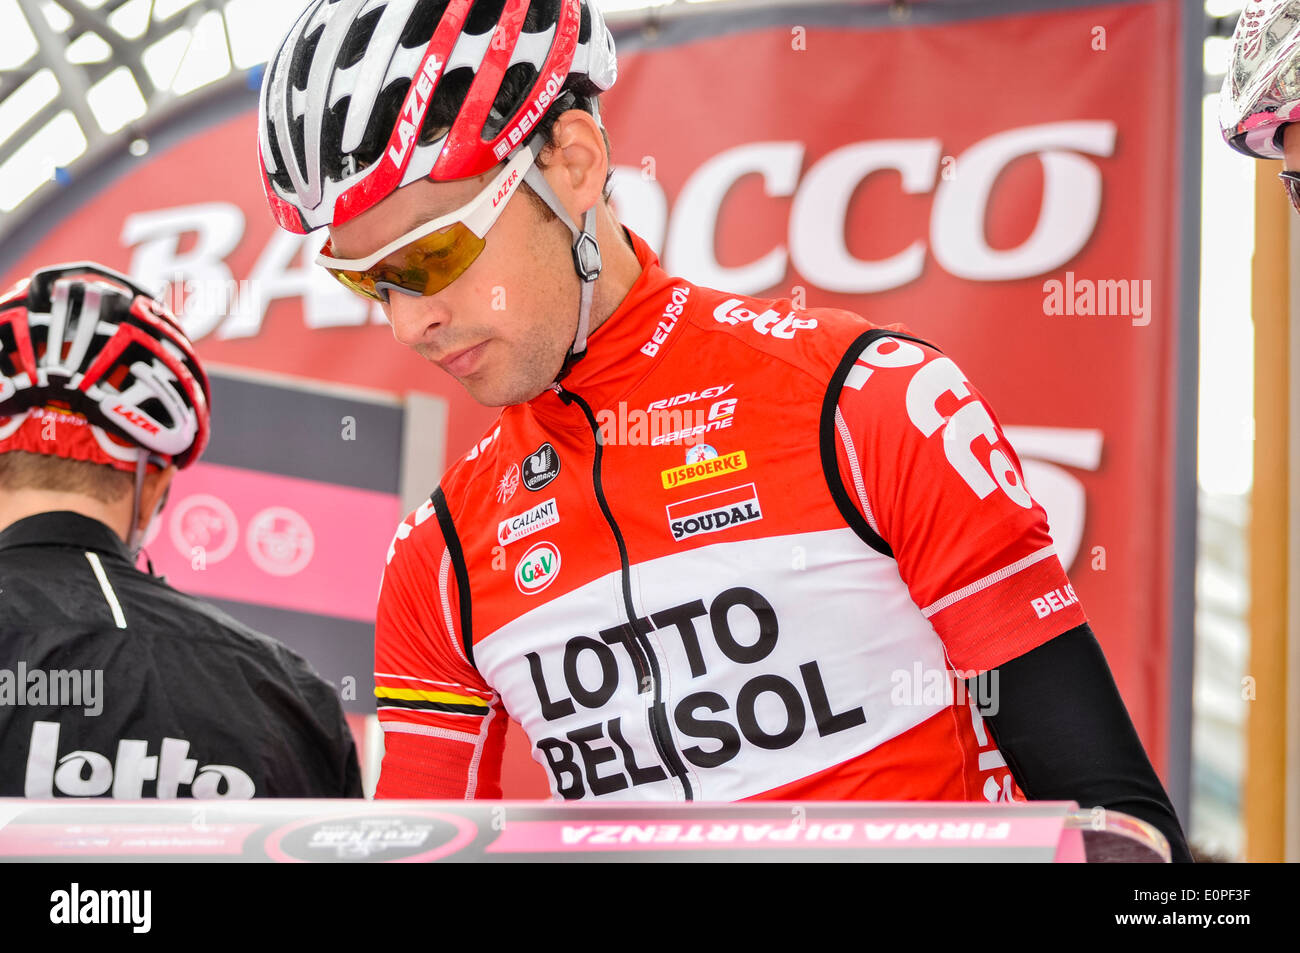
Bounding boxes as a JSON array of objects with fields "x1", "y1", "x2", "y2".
[
  {"x1": 258, "y1": 0, "x2": 619, "y2": 233},
  {"x1": 1221, "y1": 0, "x2": 1300, "y2": 159}
]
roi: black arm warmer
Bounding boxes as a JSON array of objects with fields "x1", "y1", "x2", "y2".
[{"x1": 968, "y1": 623, "x2": 1194, "y2": 863}]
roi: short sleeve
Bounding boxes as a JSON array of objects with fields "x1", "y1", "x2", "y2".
[
  {"x1": 373, "y1": 499, "x2": 507, "y2": 798},
  {"x1": 831, "y1": 333, "x2": 1088, "y2": 672}
]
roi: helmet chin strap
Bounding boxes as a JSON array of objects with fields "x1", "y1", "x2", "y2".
[
  {"x1": 125, "y1": 447, "x2": 149, "y2": 559},
  {"x1": 522, "y1": 162, "x2": 602, "y2": 384}
]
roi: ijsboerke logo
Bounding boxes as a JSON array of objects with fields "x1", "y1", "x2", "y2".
[
  {"x1": 515, "y1": 541, "x2": 561, "y2": 594},
  {"x1": 522, "y1": 442, "x2": 560, "y2": 491},
  {"x1": 661, "y1": 445, "x2": 748, "y2": 490}
]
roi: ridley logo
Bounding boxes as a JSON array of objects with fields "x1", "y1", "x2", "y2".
[
  {"x1": 499, "y1": 497, "x2": 559, "y2": 547},
  {"x1": 522, "y1": 442, "x2": 560, "y2": 491},
  {"x1": 388, "y1": 53, "x2": 446, "y2": 169},
  {"x1": 496, "y1": 463, "x2": 521, "y2": 504},
  {"x1": 667, "y1": 483, "x2": 763, "y2": 541},
  {"x1": 515, "y1": 541, "x2": 561, "y2": 594}
]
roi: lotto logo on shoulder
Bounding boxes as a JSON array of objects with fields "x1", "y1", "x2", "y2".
[{"x1": 712, "y1": 298, "x2": 817, "y2": 339}]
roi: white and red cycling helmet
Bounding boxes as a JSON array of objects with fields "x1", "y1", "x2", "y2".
[
  {"x1": 258, "y1": 0, "x2": 618, "y2": 232},
  {"x1": 1221, "y1": 0, "x2": 1300, "y2": 159},
  {"x1": 0, "y1": 262, "x2": 212, "y2": 474}
]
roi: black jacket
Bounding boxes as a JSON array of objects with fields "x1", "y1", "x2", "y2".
[{"x1": 0, "y1": 511, "x2": 362, "y2": 798}]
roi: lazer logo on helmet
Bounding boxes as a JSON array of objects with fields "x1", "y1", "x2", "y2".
[
  {"x1": 525, "y1": 587, "x2": 867, "y2": 799},
  {"x1": 387, "y1": 53, "x2": 446, "y2": 169},
  {"x1": 111, "y1": 404, "x2": 159, "y2": 436}
]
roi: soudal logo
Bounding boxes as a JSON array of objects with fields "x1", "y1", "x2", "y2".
[
  {"x1": 527, "y1": 587, "x2": 867, "y2": 799},
  {"x1": 493, "y1": 168, "x2": 521, "y2": 208},
  {"x1": 640, "y1": 286, "x2": 691, "y2": 357},
  {"x1": 498, "y1": 497, "x2": 559, "y2": 547},
  {"x1": 522, "y1": 442, "x2": 560, "y2": 491},
  {"x1": 23, "y1": 720, "x2": 256, "y2": 798},
  {"x1": 1031, "y1": 583, "x2": 1080, "y2": 618},
  {"x1": 516, "y1": 541, "x2": 561, "y2": 594},
  {"x1": 387, "y1": 53, "x2": 445, "y2": 169},
  {"x1": 712, "y1": 299, "x2": 818, "y2": 339},
  {"x1": 111, "y1": 404, "x2": 159, "y2": 435},
  {"x1": 661, "y1": 449, "x2": 747, "y2": 489},
  {"x1": 667, "y1": 483, "x2": 763, "y2": 541}
]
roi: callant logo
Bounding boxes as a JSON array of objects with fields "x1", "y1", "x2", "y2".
[
  {"x1": 516, "y1": 541, "x2": 561, "y2": 594},
  {"x1": 499, "y1": 497, "x2": 559, "y2": 547}
]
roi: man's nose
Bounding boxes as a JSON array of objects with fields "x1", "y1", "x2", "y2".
[{"x1": 385, "y1": 290, "x2": 449, "y2": 349}]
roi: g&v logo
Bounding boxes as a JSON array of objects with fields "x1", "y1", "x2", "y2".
[{"x1": 515, "y1": 542, "x2": 561, "y2": 594}]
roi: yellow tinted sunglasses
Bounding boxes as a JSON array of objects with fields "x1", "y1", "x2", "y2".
[{"x1": 317, "y1": 138, "x2": 541, "y2": 303}]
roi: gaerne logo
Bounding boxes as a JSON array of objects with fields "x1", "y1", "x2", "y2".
[
  {"x1": 667, "y1": 483, "x2": 763, "y2": 541},
  {"x1": 522, "y1": 442, "x2": 560, "y2": 491},
  {"x1": 515, "y1": 541, "x2": 561, "y2": 594},
  {"x1": 712, "y1": 298, "x2": 818, "y2": 339},
  {"x1": 640, "y1": 286, "x2": 691, "y2": 357},
  {"x1": 498, "y1": 497, "x2": 559, "y2": 547},
  {"x1": 388, "y1": 52, "x2": 445, "y2": 169},
  {"x1": 662, "y1": 448, "x2": 748, "y2": 489},
  {"x1": 496, "y1": 463, "x2": 521, "y2": 504}
]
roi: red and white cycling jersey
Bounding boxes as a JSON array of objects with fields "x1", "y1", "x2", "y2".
[{"x1": 374, "y1": 226, "x2": 1088, "y2": 802}]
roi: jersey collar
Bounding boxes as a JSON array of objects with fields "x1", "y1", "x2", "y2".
[
  {"x1": 0, "y1": 511, "x2": 134, "y2": 564},
  {"x1": 528, "y1": 225, "x2": 691, "y2": 422}
]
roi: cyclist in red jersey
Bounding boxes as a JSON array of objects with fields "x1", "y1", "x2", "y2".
[{"x1": 260, "y1": 0, "x2": 1191, "y2": 859}]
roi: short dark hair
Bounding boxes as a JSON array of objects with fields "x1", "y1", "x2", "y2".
[{"x1": 0, "y1": 451, "x2": 133, "y2": 504}]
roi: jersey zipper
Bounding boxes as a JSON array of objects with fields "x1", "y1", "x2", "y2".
[{"x1": 552, "y1": 382, "x2": 695, "y2": 801}]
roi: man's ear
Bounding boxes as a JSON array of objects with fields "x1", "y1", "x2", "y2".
[
  {"x1": 138, "y1": 464, "x2": 178, "y2": 531},
  {"x1": 549, "y1": 109, "x2": 608, "y2": 215}
]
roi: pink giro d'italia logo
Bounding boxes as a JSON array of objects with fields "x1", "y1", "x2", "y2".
[
  {"x1": 168, "y1": 494, "x2": 239, "y2": 564},
  {"x1": 246, "y1": 506, "x2": 314, "y2": 577}
]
